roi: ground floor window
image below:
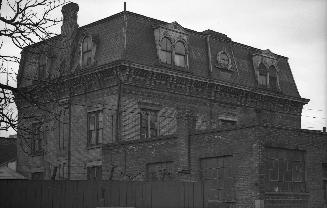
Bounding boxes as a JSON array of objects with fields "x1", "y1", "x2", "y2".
[
  {"x1": 87, "y1": 166, "x2": 102, "y2": 180},
  {"x1": 31, "y1": 172, "x2": 44, "y2": 180},
  {"x1": 265, "y1": 147, "x2": 305, "y2": 193},
  {"x1": 146, "y1": 161, "x2": 173, "y2": 181},
  {"x1": 200, "y1": 155, "x2": 234, "y2": 202}
]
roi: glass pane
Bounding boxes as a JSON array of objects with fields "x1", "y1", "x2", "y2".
[
  {"x1": 90, "y1": 130, "x2": 96, "y2": 145},
  {"x1": 97, "y1": 129, "x2": 103, "y2": 144},
  {"x1": 161, "y1": 38, "x2": 172, "y2": 51},
  {"x1": 175, "y1": 42, "x2": 185, "y2": 55},
  {"x1": 270, "y1": 76, "x2": 277, "y2": 89},
  {"x1": 160, "y1": 51, "x2": 172, "y2": 64},
  {"x1": 89, "y1": 114, "x2": 96, "y2": 130},
  {"x1": 174, "y1": 54, "x2": 185, "y2": 67},
  {"x1": 258, "y1": 73, "x2": 267, "y2": 86},
  {"x1": 98, "y1": 112, "x2": 103, "y2": 128}
]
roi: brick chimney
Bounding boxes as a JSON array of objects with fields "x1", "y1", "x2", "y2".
[{"x1": 61, "y1": 2, "x2": 79, "y2": 37}]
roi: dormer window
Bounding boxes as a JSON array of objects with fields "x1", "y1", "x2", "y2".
[
  {"x1": 160, "y1": 37, "x2": 172, "y2": 65},
  {"x1": 82, "y1": 36, "x2": 92, "y2": 67},
  {"x1": 174, "y1": 41, "x2": 186, "y2": 67},
  {"x1": 154, "y1": 22, "x2": 189, "y2": 69},
  {"x1": 269, "y1": 66, "x2": 278, "y2": 90},
  {"x1": 258, "y1": 63, "x2": 268, "y2": 86},
  {"x1": 252, "y1": 50, "x2": 280, "y2": 91}
]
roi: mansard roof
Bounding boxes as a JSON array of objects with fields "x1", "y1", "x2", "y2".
[{"x1": 20, "y1": 10, "x2": 304, "y2": 100}]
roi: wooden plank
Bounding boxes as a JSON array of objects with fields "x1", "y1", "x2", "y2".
[
  {"x1": 119, "y1": 181, "x2": 127, "y2": 206},
  {"x1": 193, "y1": 182, "x2": 204, "y2": 208},
  {"x1": 126, "y1": 181, "x2": 136, "y2": 207}
]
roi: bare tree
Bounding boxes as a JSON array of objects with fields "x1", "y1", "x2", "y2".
[{"x1": 0, "y1": 0, "x2": 65, "y2": 133}]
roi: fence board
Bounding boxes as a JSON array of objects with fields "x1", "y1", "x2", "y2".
[{"x1": 0, "y1": 180, "x2": 208, "y2": 208}]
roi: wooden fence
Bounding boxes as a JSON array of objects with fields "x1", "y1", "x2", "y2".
[{"x1": 0, "y1": 180, "x2": 211, "y2": 208}]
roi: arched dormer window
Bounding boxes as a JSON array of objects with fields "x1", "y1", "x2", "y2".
[
  {"x1": 82, "y1": 36, "x2": 92, "y2": 67},
  {"x1": 174, "y1": 41, "x2": 186, "y2": 67},
  {"x1": 269, "y1": 66, "x2": 278, "y2": 90},
  {"x1": 160, "y1": 37, "x2": 172, "y2": 64},
  {"x1": 258, "y1": 63, "x2": 268, "y2": 86}
]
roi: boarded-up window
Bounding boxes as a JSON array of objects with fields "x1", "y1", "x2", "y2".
[
  {"x1": 200, "y1": 156, "x2": 234, "y2": 202},
  {"x1": 265, "y1": 147, "x2": 305, "y2": 193},
  {"x1": 146, "y1": 161, "x2": 173, "y2": 181},
  {"x1": 87, "y1": 166, "x2": 102, "y2": 180}
]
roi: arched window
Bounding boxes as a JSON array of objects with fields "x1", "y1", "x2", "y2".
[
  {"x1": 258, "y1": 63, "x2": 267, "y2": 86},
  {"x1": 174, "y1": 41, "x2": 186, "y2": 67},
  {"x1": 160, "y1": 37, "x2": 172, "y2": 65},
  {"x1": 269, "y1": 66, "x2": 278, "y2": 90},
  {"x1": 82, "y1": 36, "x2": 92, "y2": 67}
]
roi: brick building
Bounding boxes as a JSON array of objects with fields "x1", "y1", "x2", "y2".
[{"x1": 16, "y1": 3, "x2": 327, "y2": 207}]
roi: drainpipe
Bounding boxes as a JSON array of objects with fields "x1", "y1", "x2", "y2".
[{"x1": 206, "y1": 35, "x2": 214, "y2": 127}]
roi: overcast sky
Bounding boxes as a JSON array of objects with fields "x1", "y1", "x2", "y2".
[{"x1": 1, "y1": 0, "x2": 326, "y2": 136}]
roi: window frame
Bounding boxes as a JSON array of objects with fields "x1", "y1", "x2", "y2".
[
  {"x1": 140, "y1": 108, "x2": 159, "y2": 139},
  {"x1": 31, "y1": 122, "x2": 44, "y2": 156},
  {"x1": 146, "y1": 161, "x2": 173, "y2": 181},
  {"x1": 159, "y1": 37, "x2": 188, "y2": 69},
  {"x1": 87, "y1": 165, "x2": 102, "y2": 180},
  {"x1": 160, "y1": 37, "x2": 173, "y2": 65},
  {"x1": 87, "y1": 110, "x2": 103, "y2": 147},
  {"x1": 174, "y1": 41, "x2": 186, "y2": 68},
  {"x1": 82, "y1": 36, "x2": 93, "y2": 67}
]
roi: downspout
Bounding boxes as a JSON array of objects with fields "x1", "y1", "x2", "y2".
[
  {"x1": 206, "y1": 35, "x2": 214, "y2": 127},
  {"x1": 67, "y1": 88, "x2": 72, "y2": 179}
]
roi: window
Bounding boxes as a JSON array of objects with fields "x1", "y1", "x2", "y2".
[
  {"x1": 269, "y1": 66, "x2": 278, "y2": 90},
  {"x1": 265, "y1": 148, "x2": 305, "y2": 193},
  {"x1": 140, "y1": 109, "x2": 158, "y2": 139},
  {"x1": 31, "y1": 172, "x2": 44, "y2": 180},
  {"x1": 174, "y1": 41, "x2": 186, "y2": 67},
  {"x1": 160, "y1": 38, "x2": 188, "y2": 68},
  {"x1": 258, "y1": 63, "x2": 268, "y2": 86},
  {"x1": 160, "y1": 37, "x2": 172, "y2": 64},
  {"x1": 200, "y1": 156, "x2": 234, "y2": 201},
  {"x1": 58, "y1": 109, "x2": 68, "y2": 150},
  {"x1": 219, "y1": 119, "x2": 237, "y2": 127},
  {"x1": 38, "y1": 55, "x2": 46, "y2": 80},
  {"x1": 87, "y1": 166, "x2": 102, "y2": 180},
  {"x1": 58, "y1": 163, "x2": 67, "y2": 180},
  {"x1": 31, "y1": 123, "x2": 43, "y2": 155},
  {"x1": 82, "y1": 36, "x2": 92, "y2": 67},
  {"x1": 146, "y1": 161, "x2": 173, "y2": 181},
  {"x1": 87, "y1": 111, "x2": 103, "y2": 146}
]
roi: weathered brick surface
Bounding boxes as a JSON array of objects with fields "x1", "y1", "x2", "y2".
[{"x1": 103, "y1": 125, "x2": 327, "y2": 207}]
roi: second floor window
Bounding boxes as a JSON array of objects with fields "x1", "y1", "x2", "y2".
[
  {"x1": 31, "y1": 123, "x2": 43, "y2": 155},
  {"x1": 140, "y1": 109, "x2": 158, "y2": 139},
  {"x1": 174, "y1": 41, "x2": 186, "y2": 67},
  {"x1": 87, "y1": 111, "x2": 103, "y2": 146},
  {"x1": 82, "y1": 36, "x2": 92, "y2": 67}
]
